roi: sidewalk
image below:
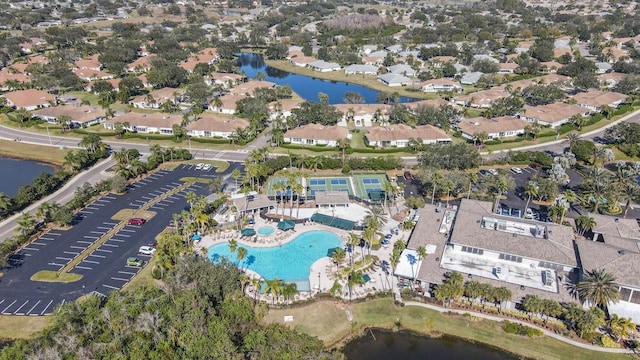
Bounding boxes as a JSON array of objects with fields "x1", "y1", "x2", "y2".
[
  {"x1": 404, "y1": 301, "x2": 634, "y2": 354},
  {"x1": 0, "y1": 157, "x2": 115, "y2": 241}
]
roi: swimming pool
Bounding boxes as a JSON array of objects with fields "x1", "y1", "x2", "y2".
[
  {"x1": 257, "y1": 226, "x2": 275, "y2": 236},
  {"x1": 208, "y1": 230, "x2": 343, "y2": 290}
]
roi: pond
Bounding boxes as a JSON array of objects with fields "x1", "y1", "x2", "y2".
[
  {"x1": 343, "y1": 329, "x2": 518, "y2": 360},
  {"x1": 0, "y1": 157, "x2": 55, "y2": 197},
  {"x1": 236, "y1": 53, "x2": 419, "y2": 104}
]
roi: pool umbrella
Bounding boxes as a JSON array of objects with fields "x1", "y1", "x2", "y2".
[
  {"x1": 241, "y1": 228, "x2": 256, "y2": 237},
  {"x1": 192, "y1": 234, "x2": 201, "y2": 241},
  {"x1": 326, "y1": 247, "x2": 341, "y2": 257},
  {"x1": 277, "y1": 220, "x2": 295, "y2": 231}
]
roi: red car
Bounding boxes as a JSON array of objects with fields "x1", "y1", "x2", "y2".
[
  {"x1": 128, "y1": 218, "x2": 145, "y2": 226},
  {"x1": 404, "y1": 171, "x2": 412, "y2": 181}
]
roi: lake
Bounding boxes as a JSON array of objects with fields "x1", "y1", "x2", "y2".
[
  {"x1": 0, "y1": 157, "x2": 55, "y2": 197},
  {"x1": 343, "y1": 329, "x2": 518, "y2": 360},
  {"x1": 236, "y1": 53, "x2": 418, "y2": 104}
]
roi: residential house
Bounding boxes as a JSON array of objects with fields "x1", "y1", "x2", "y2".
[
  {"x1": 595, "y1": 62, "x2": 613, "y2": 74},
  {"x1": 405, "y1": 98, "x2": 451, "y2": 111},
  {"x1": 521, "y1": 102, "x2": 589, "y2": 128},
  {"x1": 74, "y1": 54, "x2": 102, "y2": 71},
  {"x1": 73, "y1": 68, "x2": 113, "y2": 81},
  {"x1": 2, "y1": 89, "x2": 56, "y2": 110},
  {"x1": 572, "y1": 89, "x2": 627, "y2": 112},
  {"x1": 460, "y1": 71, "x2": 484, "y2": 86},
  {"x1": 334, "y1": 104, "x2": 390, "y2": 127},
  {"x1": 387, "y1": 64, "x2": 416, "y2": 77},
  {"x1": 344, "y1": 64, "x2": 378, "y2": 75},
  {"x1": 361, "y1": 44, "x2": 378, "y2": 54},
  {"x1": 283, "y1": 124, "x2": 349, "y2": 147},
  {"x1": 420, "y1": 78, "x2": 463, "y2": 93},
  {"x1": 287, "y1": 50, "x2": 316, "y2": 67},
  {"x1": 229, "y1": 80, "x2": 276, "y2": 96},
  {"x1": 86, "y1": 78, "x2": 121, "y2": 93},
  {"x1": 410, "y1": 200, "x2": 578, "y2": 304},
  {"x1": 0, "y1": 68, "x2": 30, "y2": 91},
  {"x1": 578, "y1": 214, "x2": 640, "y2": 323},
  {"x1": 186, "y1": 113, "x2": 249, "y2": 139},
  {"x1": 377, "y1": 73, "x2": 413, "y2": 87},
  {"x1": 473, "y1": 54, "x2": 499, "y2": 63},
  {"x1": 452, "y1": 89, "x2": 510, "y2": 108},
  {"x1": 385, "y1": 44, "x2": 403, "y2": 53},
  {"x1": 268, "y1": 99, "x2": 302, "y2": 120},
  {"x1": 32, "y1": 104, "x2": 106, "y2": 127},
  {"x1": 597, "y1": 72, "x2": 626, "y2": 89},
  {"x1": 429, "y1": 56, "x2": 456, "y2": 68},
  {"x1": 501, "y1": 73, "x2": 572, "y2": 92},
  {"x1": 308, "y1": 60, "x2": 341, "y2": 72},
  {"x1": 457, "y1": 116, "x2": 529, "y2": 140},
  {"x1": 126, "y1": 55, "x2": 155, "y2": 73},
  {"x1": 103, "y1": 112, "x2": 182, "y2": 134},
  {"x1": 602, "y1": 47, "x2": 628, "y2": 63},
  {"x1": 211, "y1": 94, "x2": 245, "y2": 114},
  {"x1": 540, "y1": 61, "x2": 563, "y2": 73},
  {"x1": 553, "y1": 47, "x2": 572, "y2": 59},
  {"x1": 498, "y1": 62, "x2": 519, "y2": 74},
  {"x1": 131, "y1": 87, "x2": 183, "y2": 109},
  {"x1": 206, "y1": 72, "x2": 243, "y2": 88},
  {"x1": 365, "y1": 124, "x2": 451, "y2": 147}
]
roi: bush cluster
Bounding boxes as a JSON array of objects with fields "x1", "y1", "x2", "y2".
[{"x1": 502, "y1": 321, "x2": 543, "y2": 337}]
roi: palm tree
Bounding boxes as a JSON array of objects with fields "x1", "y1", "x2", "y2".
[
  {"x1": 236, "y1": 247, "x2": 247, "y2": 269},
  {"x1": 581, "y1": 167, "x2": 612, "y2": 213},
  {"x1": 389, "y1": 248, "x2": 401, "y2": 292},
  {"x1": 0, "y1": 192, "x2": 12, "y2": 214},
  {"x1": 493, "y1": 287, "x2": 512, "y2": 312},
  {"x1": 16, "y1": 212, "x2": 36, "y2": 238},
  {"x1": 228, "y1": 239, "x2": 238, "y2": 256},
  {"x1": 466, "y1": 172, "x2": 478, "y2": 199},
  {"x1": 336, "y1": 138, "x2": 350, "y2": 163},
  {"x1": 231, "y1": 168, "x2": 242, "y2": 191},
  {"x1": 292, "y1": 182, "x2": 304, "y2": 218},
  {"x1": 332, "y1": 247, "x2": 346, "y2": 272},
  {"x1": 464, "y1": 281, "x2": 483, "y2": 303},
  {"x1": 565, "y1": 132, "x2": 580, "y2": 152},
  {"x1": 305, "y1": 157, "x2": 323, "y2": 172},
  {"x1": 559, "y1": 190, "x2": 577, "y2": 224},
  {"x1": 281, "y1": 283, "x2": 298, "y2": 304},
  {"x1": 264, "y1": 278, "x2": 284, "y2": 305},
  {"x1": 441, "y1": 179, "x2": 455, "y2": 206},
  {"x1": 612, "y1": 162, "x2": 640, "y2": 218},
  {"x1": 577, "y1": 269, "x2": 619, "y2": 310},
  {"x1": 430, "y1": 171, "x2": 443, "y2": 205},
  {"x1": 347, "y1": 270, "x2": 366, "y2": 300},
  {"x1": 472, "y1": 131, "x2": 489, "y2": 147},
  {"x1": 608, "y1": 314, "x2": 636, "y2": 341},
  {"x1": 272, "y1": 181, "x2": 285, "y2": 217},
  {"x1": 365, "y1": 206, "x2": 387, "y2": 228},
  {"x1": 348, "y1": 233, "x2": 360, "y2": 268},
  {"x1": 523, "y1": 181, "x2": 539, "y2": 217},
  {"x1": 576, "y1": 215, "x2": 596, "y2": 236},
  {"x1": 494, "y1": 177, "x2": 510, "y2": 213}
]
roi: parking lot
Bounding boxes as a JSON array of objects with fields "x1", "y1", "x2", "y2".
[{"x1": 0, "y1": 164, "x2": 233, "y2": 315}]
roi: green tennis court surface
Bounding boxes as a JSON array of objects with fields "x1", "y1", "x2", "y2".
[{"x1": 266, "y1": 174, "x2": 389, "y2": 199}]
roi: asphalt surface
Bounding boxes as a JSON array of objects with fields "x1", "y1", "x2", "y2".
[{"x1": 0, "y1": 164, "x2": 239, "y2": 315}]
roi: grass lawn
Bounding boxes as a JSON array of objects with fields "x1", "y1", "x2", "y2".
[
  {"x1": 0, "y1": 139, "x2": 69, "y2": 165},
  {"x1": 123, "y1": 257, "x2": 158, "y2": 291},
  {"x1": 350, "y1": 131, "x2": 367, "y2": 149},
  {"x1": 0, "y1": 315, "x2": 50, "y2": 339},
  {"x1": 111, "y1": 209, "x2": 156, "y2": 221},
  {"x1": 264, "y1": 299, "x2": 630, "y2": 360},
  {"x1": 30, "y1": 270, "x2": 82, "y2": 283}
]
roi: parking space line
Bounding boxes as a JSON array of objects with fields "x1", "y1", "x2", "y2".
[
  {"x1": 2, "y1": 300, "x2": 16, "y2": 313},
  {"x1": 55, "y1": 257, "x2": 72, "y2": 261},
  {"x1": 70, "y1": 246, "x2": 85, "y2": 250},
  {"x1": 134, "y1": 199, "x2": 146, "y2": 204},
  {"x1": 77, "y1": 241, "x2": 92, "y2": 244},
  {"x1": 111, "y1": 277, "x2": 130, "y2": 282},
  {"x1": 23, "y1": 247, "x2": 39, "y2": 251},
  {"x1": 64, "y1": 251, "x2": 79, "y2": 255},
  {"x1": 125, "y1": 265, "x2": 142, "y2": 270},
  {"x1": 118, "y1": 271, "x2": 136, "y2": 275},
  {"x1": 82, "y1": 211, "x2": 94, "y2": 214},
  {"x1": 103, "y1": 222, "x2": 118, "y2": 226},
  {"x1": 83, "y1": 260, "x2": 99, "y2": 264},
  {"x1": 102, "y1": 243, "x2": 118, "y2": 248},
  {"x1": 85, "y1": 206, "x2": 99, "y2": 210},
  {"x1": 141, "y1": 196, "x2": 153, "y2": 200},
  {"x1": 83, "y1": 235, "x2": 98, "y2": 239},
  {"x1": 115, "y1": 234, "x2": 130, "y2": 238},
  {"x1": 40, "y1": 300, "x2": 53, "y2": 315},
  {"x1": 103, "y1": 284, "x2": 119, "y2": 290},
  {"x1": 103, "y1": 195, "x2": 116, "y2": 199},
  {"x1": 109, "y1": 239, "x2": 124, "y2": 243},
  {"x1": 90, "y1": 231, "x2": 105, "y2": 235},
  {"x1": 75, "y1": 265, "x2": 92, "y2": 270},
  {"x1": 23, "y1": 253, "x2": 31, "y2": 257},
  {"x1": 120, "y1": 229, "x2": 136, "y2": 233},
  {"x1": 13, "y1": 300, "x2": 29, "y2": 314},
  {"x1": 95, "y1": 249, "x2": 113, "y2": 253},
  {"x1": 31, "y1": 242, "x2": 47, "y2": 246},
  {"x1": 47, "y1": 262, "x2": 65, "y2": 267},
  {"x1": 48, "y1": 233, "x2": 61, "y2": 236},
  {"x1": 89, "y1": 254, "x2": 106, "y2": 258},
  {"x1": 163, "y1": 199, "x2": 175, "y2": 203},
  {"x1": 97, "y1": 226, "x2": 112, "y2": 230},
  {"x1": 26, "y1": 300, "x2": 41, "y2": 315},
  {"x1": 96, "y1": 199, "x2": 111, "y2": 202},
  {"x1": 39, "y1": 237, "x2": 54, "y2": 241}
]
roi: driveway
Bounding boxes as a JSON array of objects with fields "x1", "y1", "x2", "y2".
[{"x1": 0, "y1": 164, "x2": 231, "y2": 315}]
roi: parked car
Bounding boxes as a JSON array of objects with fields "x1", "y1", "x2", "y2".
[
  {"x1": 195, "y1": 163, "x2": 204, "y2": 170},
  {"x1": 487, "y1": 169, "x2": 498, "y2": 176},
  {"x1": 139, "y1": 246, "x2": 156, "y2": 255},
  {"x1": 202, "y1": 164, "x2": 212, "y2": 171},
  {"x1": 524, "y1": 208, "x2": 534, "y2": 219},
  {"x1": 510, "y1": 167, "x2": 523, "y2": 174},
  {"x1": 128, "y1": 218, "x2": 145, "y2": 226},
  {"x1": 126, "y1": 257, "x2": 144, "y2": 267},
  {"x1": 404, "y1": 171, "x2": 412, "y2": 181}
]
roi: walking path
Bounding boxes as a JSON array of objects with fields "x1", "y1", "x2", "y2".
[{"x1": 404, "y1": 301, "x2": 635, "y2": 354}]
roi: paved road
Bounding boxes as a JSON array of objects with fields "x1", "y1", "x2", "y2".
[
  {"x1": 0, "y1": 164, "x2": 233, "y2": 315},
  {"x1": 0, "y1": 125, "x2": 250, "y2": 163},
  {"x1": 404, "y1": 301, "x2": 633, "y2": 354}
]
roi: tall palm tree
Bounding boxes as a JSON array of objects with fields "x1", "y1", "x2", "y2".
[
  {"x1": 564, "y1": 132, "x2": 580, "y2": 152},
  {"x1": 0, "y1": 192, "x2": 12, "y2": 214},
  {"x1": 581, "y1": 167, "x2": 612, "y2": 214},
  {"x1": 608, "y1": 314, "x2": 636, "y2": 341},
  {"x1": 365, "y1": 206, "x2": 387, "y2": 228},
  {"x1": 494, "y1": 177, "x2": 510, "y2": 213},
  {"x1": 281, "y1": 283, "x2": 298, "y2": 304},
  {"x1": 576, "y1": 215, "x2": 596, "y2": 236},
  {"x1": 264, "y1": 278, "x2": 284, "y2": 304},
  {"x1": 272, "y1": 181, "x2": 285, "y2": 217},
  {"x1": 236, "y1": 247, "x2": 247, "y2": 269},
  {"x1": 612, "y1": 162, "x2": 640, "y2": 218},
  {"x1": 523, "y1": 181, "x2": 539, "y2": 217},
  {"x1": 466, "y1": 172, "x2": 478, "y2": 200},
  {"x1": 16, "y1": 212, "x2": 36, "y2": 238},
  {"x1": 430, "y1": 171, "x2": 443, "y2": 205},
  {"x1": 347, "y1": 270, "x2": 366, "y2": 300},
  {"x1": 348, "y1": 232, "x2": 360, "y2": 269},
  {"x1": 231, "y1": 168, "x2": 242, "y2": 190},
  {"x1": 292, "y1": 182, "x2": 304, "y2": 218},
  {"x1": 332, "y1": 247, "x2": 346, "y2": 272},
  {"x1": 493, "y1": 287, "x2": 512, "y2": 312},
  {"x1": 577, "y1": 269, "x2": 619, "y2": 310},
  {"x1": 389, "y1": 248, "x2": 401, "y2": 291},
  {"x1": 228, "y1": 239, "x2": 238, "y2": 256},
  {"x1": 559, "y1": 190, "x2": 577, "y2": 224}
]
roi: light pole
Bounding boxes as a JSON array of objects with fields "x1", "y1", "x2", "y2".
[
  {"x1": 46, "y1": 125, "x2": 52, "y2": 146},
  {"x1": 318, "y1": 272, "x2": 321, "y2": 293}
]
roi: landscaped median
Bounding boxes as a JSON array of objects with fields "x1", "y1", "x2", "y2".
[
  {"x1": 263, "y1": 298, "x2": 630, "y2": 360},
  {"x1": 30, "y1": 271, "x2": 82, "y2": 283}
]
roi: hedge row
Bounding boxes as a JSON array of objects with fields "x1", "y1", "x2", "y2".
[{"x1": 502, "y1": 321, "x2": 543, "y2": 337}]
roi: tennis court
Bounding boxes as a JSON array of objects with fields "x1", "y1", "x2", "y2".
[
  {"x1": 307, "y1": 177, "x2": 353, "y2": 196},
  {"x1": 352, "y1": 174, "x2": 390, "y2": 200}
]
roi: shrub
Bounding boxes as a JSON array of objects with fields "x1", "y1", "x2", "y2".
[
  {"x1": 341, "y1": 164, "x2": 351, "y2": 174},
  {"x1": 502, "y1": 321, "x2": 543, "y2": 337},
  {"x1": 600, "y1": 335, "x2": 621, "y2": 348}
]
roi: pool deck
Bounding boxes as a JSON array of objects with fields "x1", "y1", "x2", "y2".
[{"x1": 196, "y1": 215, "x2": 409, "y2": 302}]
